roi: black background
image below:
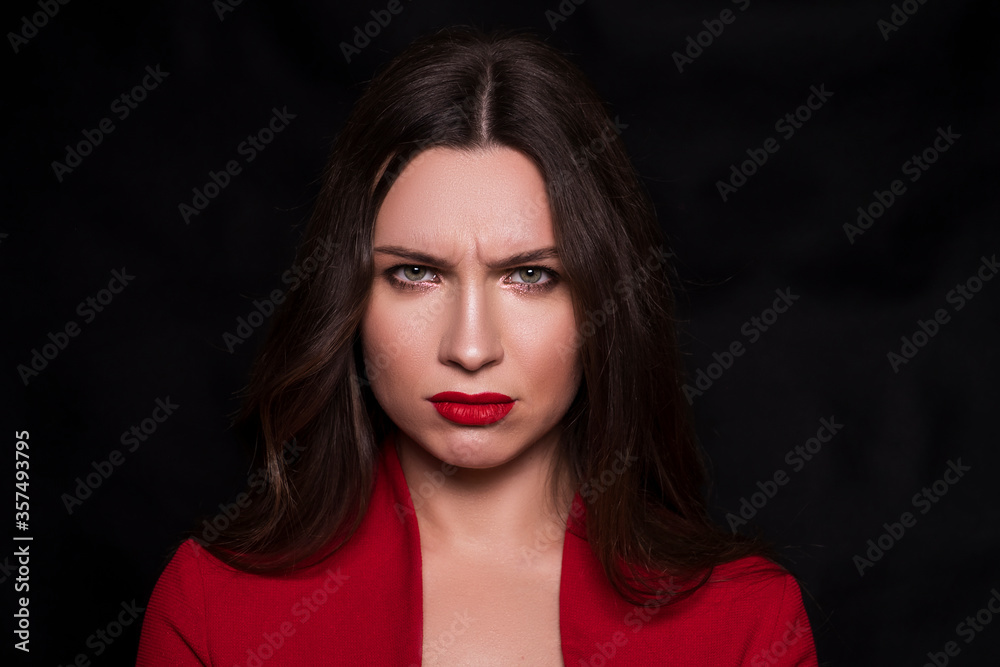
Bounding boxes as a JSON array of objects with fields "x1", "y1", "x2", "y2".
[{"x1": 3, "y1": 0, "x2": 999, "y2": 664}]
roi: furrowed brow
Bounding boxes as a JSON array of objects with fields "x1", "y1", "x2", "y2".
[{"x1": 373, "y1": 246, "x2": 559, "y2": 270}]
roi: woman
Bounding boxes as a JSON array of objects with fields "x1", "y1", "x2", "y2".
[{"x1": 138, "y1": 26, "x2": 817, "y2": 665}]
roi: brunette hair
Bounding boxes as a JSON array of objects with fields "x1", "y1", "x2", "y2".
[{"x1": 202, "y1": 25, "x2": 775, "y2": 605}]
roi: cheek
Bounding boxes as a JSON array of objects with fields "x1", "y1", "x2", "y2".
[
  {"x1": 512, "y1": 300, "x2": 582, "y2": 391},
  {"x1": 360, "y1": 296, "x2": 399, "y2": 393},
  {"x1": 360, "y1": 291, "x2": 434, "y2": 400}
]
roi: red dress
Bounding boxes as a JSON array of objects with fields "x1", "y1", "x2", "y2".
[{"x1": 137, "y1": 433, "x2": 819, "y2": 665}]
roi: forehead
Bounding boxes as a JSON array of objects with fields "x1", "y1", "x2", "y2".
[{"x1": 373, "y1": 146, "x2": 555, "y2": 250}]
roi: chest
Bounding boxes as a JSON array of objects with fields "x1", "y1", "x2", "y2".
[{"x1": 420, "y1": 548, "x2": 565, "y2": 666}]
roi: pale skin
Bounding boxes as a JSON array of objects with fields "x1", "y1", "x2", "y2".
[{"x1": 361, "y1": 145, "x2": 582, "y2": 665}]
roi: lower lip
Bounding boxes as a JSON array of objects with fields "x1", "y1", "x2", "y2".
[{"x1": 431, "y1": 401, "x2": 514, "y2": 426}]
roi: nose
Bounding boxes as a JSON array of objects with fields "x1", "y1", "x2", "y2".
[{"x1": 438, "y1": 283, "x2": 504, "y2": 372}]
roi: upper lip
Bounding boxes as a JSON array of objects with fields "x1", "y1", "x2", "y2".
[{"x1": 429, "y1": 391, "x2": 513, "y2": 404}]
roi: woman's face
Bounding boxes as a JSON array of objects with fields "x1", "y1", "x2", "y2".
[{"x1": 361, "y1": 146, "x2": 583, "y2": 469}]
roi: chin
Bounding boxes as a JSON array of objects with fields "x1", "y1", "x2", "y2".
[
  {"x1": 429, "y1": 422, "x2": 562, "y2": 471},
  {"x1": 429, "y1": 433, "x2": 518, "y2": 470}
]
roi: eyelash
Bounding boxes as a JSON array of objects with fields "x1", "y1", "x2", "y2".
[{"x1": 384, "y1": 265, "x2": 560, "y2": 293}]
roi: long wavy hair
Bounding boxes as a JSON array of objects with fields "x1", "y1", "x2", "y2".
[{"x1": 201, "y1": 25, "x2": 775, "y2": 605}]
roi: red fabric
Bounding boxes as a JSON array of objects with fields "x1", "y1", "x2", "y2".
[{"x1": 138, "y1": 433, "x2": 818, "y2": 665}]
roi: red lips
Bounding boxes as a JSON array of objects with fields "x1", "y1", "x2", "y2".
[{"x1": 429, "y1": 392, "x2": 515, "y2": 425}]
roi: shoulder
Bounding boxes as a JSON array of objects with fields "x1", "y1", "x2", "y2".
[
  {"x1": 703, "y1": 554, "x2": 796, "y2": 599},
  {"x1": 595, "y1": 555, "x2": 817, "y2": 664},
  {"x1": 560, "y1": 542, "x2": 818, "y2": 664},
  {"x1": 137, "y1": 539, "x2": 215, "y2": 664},
  {"x1": 138, "y1": 538, "x2": 356, "y2": 664},
  {"x1": 145, "y1": 539, "x2": 211, "y2": 610},
  {"x1": 668, "y1": 556, "x2": 817, "y2": 665},
  {"x1": 144, "y1": 537, "x2": 353, "y2": 609},
  {"x1": 145, "y1": 538, "x2": 242, "y2": 600},
  {"x1": 701, "y1": 556, "x2": 807, "y2": 617}
]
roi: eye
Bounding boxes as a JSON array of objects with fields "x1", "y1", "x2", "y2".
[
  {"x1": 393, "y1": 265, "x2": 436, "y2": 282},
  {"x1": 386, "y1": 264, "x2": 439, "y2": 290},
  {"x1": 508, "y1": 267, "x2": 552, "y2": 285}
]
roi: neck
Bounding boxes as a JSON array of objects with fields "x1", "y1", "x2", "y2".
[{"x1": 395, "y1": 428, "x2": 575, "y2": 560}]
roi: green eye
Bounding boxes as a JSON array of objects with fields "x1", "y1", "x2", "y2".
[
  {"x1": 515, "y1": 267, "x2": 543, "y2": 284},
  {"x1": 385, "y1": 264, "x2": 439, "y2": 290},
  {"x1": 401, "y1": 266, "x2": 428, "y2": 281}
]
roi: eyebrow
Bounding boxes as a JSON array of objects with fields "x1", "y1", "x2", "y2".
[{"x1": 373, "y1": 245, "x2": 560, "y2": 270}]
